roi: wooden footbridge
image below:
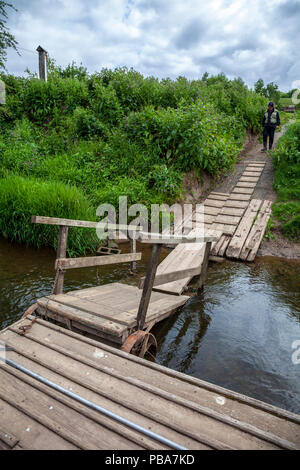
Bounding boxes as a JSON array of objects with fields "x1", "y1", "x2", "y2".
[
  {"x1": 27, "y1": 215, "x2": 217, "y2": 352},
  {"x1": 2, "y1": 159, "x2": 296, "y2": 450}
]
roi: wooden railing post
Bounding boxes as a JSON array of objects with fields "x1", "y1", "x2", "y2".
[
  {"x1": 130, "y1": 238, "x2": 137, "y2": 272},
  {"x1": 136, "y1": 243, "x2": 161, "y2": 331},
  {"x1": 54, "y1": 225, "x2": 69, "y2": 295}
]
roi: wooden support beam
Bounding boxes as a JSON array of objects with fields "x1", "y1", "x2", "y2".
[
  {"x1": 138, "y1": 232, "x2": 218, "y2": 244},
  {"x1": 197, "y1": 242, "x2": 212, "y2": 292},
  {"x1": 55, "y1": 253, "x2": 142, "y2": 270},
  {"x1": 136, "y1": 244, "x2": 162, "y2": 331},
  {"x1": 54, "y1": 226, "x2": 69, "y2": 295},
  {"x1": 139, "y1": 265, "x2": 203, "y2": 289}
]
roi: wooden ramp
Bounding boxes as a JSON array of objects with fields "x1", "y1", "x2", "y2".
[
  {"x1": 1, "y1": 316, "x2": 299, "y2": 450},
  {"x1": 153, "y1": 160, "x2": 272, "y2": 291},
  {"x1": 36, "y1": 283, "x2": 189, "y2": 346}
]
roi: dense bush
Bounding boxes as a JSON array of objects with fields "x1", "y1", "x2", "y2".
[
  {"x1": 0, "y1": 65, "x2": 269, "y2": 251},
  {"x1": 272, "y1": 121, "x2": 300, "y2": 240}
]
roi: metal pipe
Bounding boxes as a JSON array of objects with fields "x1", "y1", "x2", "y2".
[{"x1": 1, "y1": 357, "x2": 188, "y2": 451}]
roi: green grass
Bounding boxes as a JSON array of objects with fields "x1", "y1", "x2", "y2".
[
  {"x1": 0, "y1": 174, "x2": 98, "y2": 256},
  {"x1": 272, "y1": 120, "x2": 300, "y2": 240}
]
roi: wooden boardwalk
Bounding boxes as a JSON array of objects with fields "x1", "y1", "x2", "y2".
[
  {"x1": 153, "y1": 161, "x2": 272, "y2": 294},
  {"x1": 1, "y1": 316, "x2": 299, "y2": 450}
]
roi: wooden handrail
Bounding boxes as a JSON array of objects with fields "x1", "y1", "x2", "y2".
[
  {"x1": 56, "y1": 253, "x2": 142, "y2": 270},
  {"x1": 31, "y1": 216, "x2": 141, "y2": 231},
  {"x1": 137, "y1": 232, "x2": 218, "y2": 244},
  {"x1": 139, "y1": 265, "x2": 202, "y2": 289}
]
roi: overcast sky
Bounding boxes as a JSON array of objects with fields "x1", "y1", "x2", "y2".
[{"x1": 4, "y1": 0, "x2": 300, "y2": 91}]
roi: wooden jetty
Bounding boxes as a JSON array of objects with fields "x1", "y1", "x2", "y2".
[
  {"x1": 30, "y1": 216, "x2": 217, "y2": 351},
  {"x1": 1, "y1": 316, "x2": 299, "y2": 450}
]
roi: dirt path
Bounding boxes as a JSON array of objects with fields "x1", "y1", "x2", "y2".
[{"x1": 212, "y1": 129, "x2": 300, "y2": 260}]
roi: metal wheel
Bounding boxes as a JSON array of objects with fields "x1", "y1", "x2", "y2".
[{"x1": 121, "y1": 330, "x2": 157, "y2": 358}]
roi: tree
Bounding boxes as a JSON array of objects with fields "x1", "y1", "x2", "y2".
[
  {"x1": 0, "y1": 1, "x2": 18, "y2": 71},
  {"x1": 254, "y1": 78, "x2": 265, "y2": 95},
  {"x1": 265, "y1": 82, "x2": 281, "y2": 104}
]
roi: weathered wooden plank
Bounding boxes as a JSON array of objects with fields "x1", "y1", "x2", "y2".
[
  {"x1": 226, "y1": 200, "x2": 262, "y2": 259},
  {"x1": 212, "y1": 222, "x2": 237, "y2": 236},
  {"x1": 236, "y1": 182, "x2": 256, "y2": 188},
  {"x1": 204, "y1": 199, "x2": 225, "y2": 208},
  {"x1": 228, "y1": 194, "x2": 252, "y2": 201},
  {"x1": 218, "y1": 235, "x2": 231, "y2": 257},
  {"x1": 206, "y1": 194, "x2": 228, "y2": 201},
  {"x1": 239, "y1": 177, "x2": 259, "y2": 183},
  {"x1": 220, "y1": 207, "x2": 245, "y2": 217},
  {"x1": 45, "y1": 294, "x2": 137, "y2": 326},
  {"x1": 232, "y1": 187, "x2": 254, "y2": 195},
  {"x1": 37, "y1": 298, "x2": 126, "y2": 337},
  {"x1": 0, "y1": 428, "x2": 19, "y2": 449},
  {"x1": 203, "y1": 206, "x2": 220, "y2": 216},
  {"x1": 242, "y1": 171, "x2": 262, "y2": 177},
  {"x1": 215, "y1": 215, "x2": 241, "y2": 225},
  {"x1": 224, "y1": 200, "x2": 249, "y2": 209},
  {"x1": 56, "y1": 252, "x2": 142, "y2": 270},
  {"x1": 240, "y1": 200, "x2": 272, "y2": 262},
  {"x1": 211, "y1": 235, "x2": 227, "y2": 256},
  {"x1": 209, "y1": 192, "x2": 230, "y2": 197}
]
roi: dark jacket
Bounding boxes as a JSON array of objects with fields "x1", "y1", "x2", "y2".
[{"x1": 262, "y1": 109, "x2": 280, "y2": 128}]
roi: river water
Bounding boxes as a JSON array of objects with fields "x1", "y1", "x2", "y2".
[{"x1": 0, "y1": 237, "x2": 299, "y2": 413}]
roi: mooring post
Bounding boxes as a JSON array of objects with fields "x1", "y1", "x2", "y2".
[
  {"x1": 54, "y1": 225, "x2": 69, "y2": 295},
  {"x1": 136, "y1": 243, "x2": 162, "y2": 331},
  {"x1": 197, "y1": 241, "x2": 212, "y2": 293},
  {"x1": 36, "y1": 45, "x2": 48, "y2": 81}
]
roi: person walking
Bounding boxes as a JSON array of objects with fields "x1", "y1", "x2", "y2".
[{"x1": 261, "y1": 102, "x2": 280, "y2": 152}]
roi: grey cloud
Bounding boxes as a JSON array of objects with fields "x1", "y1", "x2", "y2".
[
  {"x1": 174, "y1": 19, "x2": 206, "y2": 50},
  {"x1": 277, "y1": 0, "x2": 300, "y2": 17}
]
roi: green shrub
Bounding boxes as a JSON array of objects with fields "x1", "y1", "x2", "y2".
[
  {"x1": 124, "y1": 100, "x2": 242, "y2": 173},
  {"x1": 272, "y1": 120, "x2": 300, "y2": 240},
  {"x1": 0, "y1": 174, "x2": 97, "y2": 255}
]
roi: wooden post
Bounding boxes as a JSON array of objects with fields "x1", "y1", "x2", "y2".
[
  {"x1": 36, "y1": 45, "x2": 48, "y2": 81},
  {"x1": 136, "y1": 243, "x2": 162, "y2": 331},
  {"x1": 197, "y1": 241, "x2": 212, "y2": 293},
  {"x1": 130, "y1": 238, "x2": 137, "y2": 272},
  {"x1": 54, "y1": 225, "x2": 69, "y2": 295}
]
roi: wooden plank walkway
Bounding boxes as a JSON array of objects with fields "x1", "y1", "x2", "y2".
[
  {"x1": 36, "y1": 283, "x2": 189, "y2": 345},
  {"x1": 153, "y1": 160, "x2": 271, "y2": 282},
  {"x1": 1, "y1": 316, "x2": 299, "y2": 450}
]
